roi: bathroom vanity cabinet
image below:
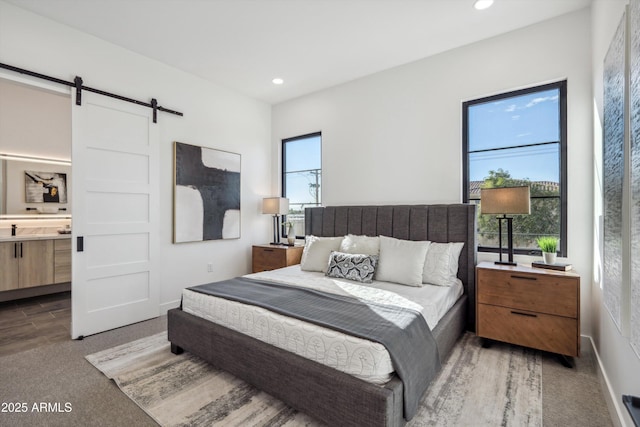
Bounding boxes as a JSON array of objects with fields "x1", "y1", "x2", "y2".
[{"x1": 0, "y1": 236, "x2": 71, "y2": 293}]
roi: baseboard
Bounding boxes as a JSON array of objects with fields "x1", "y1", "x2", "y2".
[
  {"x1": 0, "y1": 282, "x2": 70, "y2": 302},
  {"x1": 160, "y1": 299, "x2": 180, "y2": 316},
  {"x1": 584, "y1": 335, "x2": 627, "y2": 427}
]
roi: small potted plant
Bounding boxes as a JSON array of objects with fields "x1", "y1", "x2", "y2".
[{"x1": 536, "y1": 236, "x2": 558, "y2": 264}]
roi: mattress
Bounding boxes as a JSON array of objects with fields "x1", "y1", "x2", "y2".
[{"x1": 181, "y1": 265, "x2": 463, "y2": 384}]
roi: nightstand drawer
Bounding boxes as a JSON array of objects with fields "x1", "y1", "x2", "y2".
[
  {"x1": 253, "y1": 247, "x2": 286, "y2": 266},
  {"x1": 477, "y1": 304, "x2": 579, "y2": 357},
  {"x1": 477, "y1": 268, "x2": 578, "y2": 318},
  {"x1": 252, "y1": 245, "x2": 303, "y2": 273}
]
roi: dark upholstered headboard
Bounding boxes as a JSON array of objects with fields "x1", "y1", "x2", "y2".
[{"x1": 305, "y1": 204, "x2": 477, "y2": 331}]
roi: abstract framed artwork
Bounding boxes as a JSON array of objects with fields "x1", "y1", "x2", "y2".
[
  {"x1": 630, "y1": 0, "x2": 640, "y2": 357},
  {"x1": 603, "y1": 10, "x2": 626, "y2": 331},
  {"x1": 25, "y1": 171, "x2": 68, "y2": 203},
  {"x1": 603, "y1": 0, "x2": 640, "y2": 358},
  {"x1": 173, "y1": 141, "x2": 241, "y2": 243}
]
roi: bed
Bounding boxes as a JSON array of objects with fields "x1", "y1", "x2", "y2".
[{"x1": 168, "y1": 204, "x2": 477, "y2": 426}]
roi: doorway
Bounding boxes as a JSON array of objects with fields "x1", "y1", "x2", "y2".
[{"x1": 0, "y1": 74, "x2": 73, "y2": 350}]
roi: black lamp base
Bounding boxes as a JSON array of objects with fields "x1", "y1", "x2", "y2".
[
  {"x1": 271, "y1": 215, "x2": 280, "y2": 245},
  {"x1": 496, "y1": 215, "x2": 517, "y2": 266}
]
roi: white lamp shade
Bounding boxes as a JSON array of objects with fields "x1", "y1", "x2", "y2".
[
  {"x1": 262, "y1": 197, "x2": 289, "y2": 215},
  {"x1": 480, "y1": 186, "x2": 531, "y2": 215}
]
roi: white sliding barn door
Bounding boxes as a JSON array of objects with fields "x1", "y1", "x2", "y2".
[{"x1": 71, "y1": 92, "x2": 159, "y2": 339}]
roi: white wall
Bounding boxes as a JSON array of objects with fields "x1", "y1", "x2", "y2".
[
  {"x1": 592, "y1": 1, "x2": 640, "y2": 426},
  {"x1": 0, "y1": 78, "x2": 72, "y2": 161},
  {"x1": 273, "y1": 9, "x2": 594, "y2": 333},
  {"x1": 0, "y1": 1, "x2": 273, "y2": 311}
]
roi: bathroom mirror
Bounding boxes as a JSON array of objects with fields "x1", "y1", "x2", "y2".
[{"x1": 0, "y1": 155, "x2": 72, "y2": 219}]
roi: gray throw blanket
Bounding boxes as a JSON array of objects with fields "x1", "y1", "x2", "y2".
[{"x1": 188, "y1": 277, "x2": 441, "y2": 420}]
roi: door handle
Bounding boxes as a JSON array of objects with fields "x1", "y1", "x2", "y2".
[
  {"x1": 20, "y1": 242, "x2": 23, "y2": 258},
  {"x1": 77, "y1": 236, "x2": 84, "y2": 252}
]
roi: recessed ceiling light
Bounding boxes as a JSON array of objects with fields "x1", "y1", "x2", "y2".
[
  {"x1": 474, "y1": 0, "x2": 494, "y2": 10},
  {"x1": 272, "y1": 78, "x2": 284, "y2": 85}
]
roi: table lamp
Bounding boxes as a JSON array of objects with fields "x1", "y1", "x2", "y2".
[
  {"x1": 262, "y1": 197, "x2": 289, "y2": 245},
  {"x1": 480, "y1": 186, "x2": 531, "y2": 265}
]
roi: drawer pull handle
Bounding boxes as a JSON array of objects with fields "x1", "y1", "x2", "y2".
[
  {"x1": 263, "y1": 249, "x2": 274, "y2": 252},
  {"x1": 510, "y1": 310, "x2": 537, "y2": 318},
  {"x1": 511, "y1": 275, "x2": 537, "y2": 281}
]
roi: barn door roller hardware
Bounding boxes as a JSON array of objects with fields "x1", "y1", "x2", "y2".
[{"x1": 1, "y1": 62, "x2": 183, "y2": 123}]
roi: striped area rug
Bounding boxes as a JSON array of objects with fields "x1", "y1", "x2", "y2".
[{"x1": 86, "y1": 332, "x2": 541, "y2": 426}]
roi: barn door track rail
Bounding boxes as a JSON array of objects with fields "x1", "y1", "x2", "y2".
[{"x1": 0, "y1": 62, "x2": 183, "y2": 123}]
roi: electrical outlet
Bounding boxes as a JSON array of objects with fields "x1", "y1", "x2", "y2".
[{"x1": 207, "y1": 262, "x2": 213, "y2": 272}]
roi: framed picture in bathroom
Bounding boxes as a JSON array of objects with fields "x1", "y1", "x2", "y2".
[{"x1": 25, "y1": 171, "x2": 68, "y2": 203}]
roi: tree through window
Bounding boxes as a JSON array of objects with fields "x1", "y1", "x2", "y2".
[{"x1": 463, "y1": 81, "x2": 567, "y2": 256}]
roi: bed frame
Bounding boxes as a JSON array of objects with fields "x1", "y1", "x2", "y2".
[{"x1": 168, "y1": 204, "x2": 477, "y2": 426}]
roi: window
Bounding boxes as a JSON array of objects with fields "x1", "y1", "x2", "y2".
[
  {"x1": 282, "y1": 132, "x2": 322, "y2": 237},
  {"x1": 463, "y1": 81, "x2": 567, "y2": 256}
]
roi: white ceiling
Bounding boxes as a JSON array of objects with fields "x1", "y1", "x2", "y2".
[{"x1": 5, "y1": 0, "x2": 592, "y2": 105}]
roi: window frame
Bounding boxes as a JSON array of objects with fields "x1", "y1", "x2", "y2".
[
  {"x1": 281, "y1": 131, "x2": 322, "y2": 238},
  {"x1": 462, "y1": 80, "x2": 568, "y2": 257}
]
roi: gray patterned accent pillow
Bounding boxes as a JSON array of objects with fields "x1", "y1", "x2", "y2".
[{"x1": 326, "y1": 251, "x2": 378, "y2": 283}]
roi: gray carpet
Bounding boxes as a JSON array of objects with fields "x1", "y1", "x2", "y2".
[
  {"x1": 0, "y1": 316, "x2": 165, "y2": 427},
  {"x1": 0, "y1": 316, "x2": 613, "y2": 427},
  {"x1": 85, "y1": 331, "x2": 541, "y2": 426},
  {"x1": 542, "y1": 337, "x2": 614, "y2": 427}
]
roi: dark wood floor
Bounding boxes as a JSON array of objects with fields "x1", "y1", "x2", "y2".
[{"x1": 0, "y1": 291, "x2": 71, "y2": 357}]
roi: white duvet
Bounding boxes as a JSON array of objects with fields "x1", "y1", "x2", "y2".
[{"x1": 181, "y1": 265, "x2": 462, "y2": 384}]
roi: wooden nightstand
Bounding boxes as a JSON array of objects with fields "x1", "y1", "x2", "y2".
[
  {"x1": 476, "y1": 261, "x2": 580, "y2": 361},
  {"x1": 252, "y1": 244, "x2": 304, "y2": 273}
]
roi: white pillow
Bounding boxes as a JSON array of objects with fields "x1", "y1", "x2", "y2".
[
  {"x1": 376, "y1": 236, "x2": 430, "y2": 287},
  {"x1": 300, "y1": 235, "x2": 344, "y2": 273},
  {"x1": 339, "y1": 234, "x2": 380, "y2": 256},
  {"x1": 422, "y1": 242, "x2": 464, "y2": 286}
]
